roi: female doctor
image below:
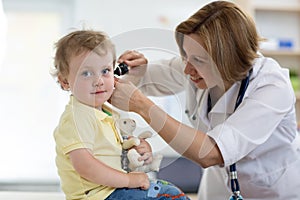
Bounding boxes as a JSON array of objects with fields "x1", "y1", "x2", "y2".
[{"x1": 111, "y1": 1, "x2": 300, "y2": 199}]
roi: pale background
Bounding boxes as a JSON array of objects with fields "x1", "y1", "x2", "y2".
[{"x1": 1, "y1": 0, "x2": 298, "y2": 189}]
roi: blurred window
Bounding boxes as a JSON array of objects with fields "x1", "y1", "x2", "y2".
[{"x1": 0, "y1": 0, "x2": 73, "y2": 183}]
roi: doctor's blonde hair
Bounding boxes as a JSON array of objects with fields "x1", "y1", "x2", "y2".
[{"x1": 175, "y1": 1, "x2": 263, "y2": 85}]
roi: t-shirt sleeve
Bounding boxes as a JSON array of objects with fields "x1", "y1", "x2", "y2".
[{"x1": 54, "y1": 111, "x2": 97, "y2": 155}]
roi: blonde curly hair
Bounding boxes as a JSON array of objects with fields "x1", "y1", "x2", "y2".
[{"x1": 52, "y1": 30, "x2": 116, "y2": 90}]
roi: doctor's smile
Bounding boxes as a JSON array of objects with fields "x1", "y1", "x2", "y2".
[{"x1": 190, "y1": 75, "x2": 202, "y2": 83}]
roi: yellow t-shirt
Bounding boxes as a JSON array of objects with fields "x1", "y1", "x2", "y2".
[{"x1": 54, "y1": 96, "x2": 124, "y2": 200}]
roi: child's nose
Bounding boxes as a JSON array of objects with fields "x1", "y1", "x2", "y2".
[{"x1": 93, "y1": 76, "x2": 104, "y2": 87}]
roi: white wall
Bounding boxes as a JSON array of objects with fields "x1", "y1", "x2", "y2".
[{"x1": 72, "y1": 0, "x2": 213, "y2": 36}]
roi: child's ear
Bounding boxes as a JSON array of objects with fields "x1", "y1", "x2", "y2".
[{"x1": 58, "y1": 75, "x2": 69, "y2": 90}]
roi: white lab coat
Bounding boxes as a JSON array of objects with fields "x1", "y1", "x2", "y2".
[{"x1": 136, "y1": 55, "x2": 300, "y2": 200}]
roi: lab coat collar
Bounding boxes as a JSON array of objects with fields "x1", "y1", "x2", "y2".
[
  {"x1": 207, "y1": 55, "x2": 265, "y2": 116},
  {"x1": 206, "y1": 83, "x2": 240, "y2": 117},
  {"x1": 196, "y1": 82, "x2": 240, "y2": 129},
  {"x1": 196, "y1": 87, "x2": 238, "y2": 128},
  {"x1": 197, "y1": 55, "x2": 266, "y2": 128},
  {"x1": 249, "y1": 54, "x2": 265, "y2": 81}
]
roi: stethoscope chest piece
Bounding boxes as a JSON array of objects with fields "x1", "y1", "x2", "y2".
[{"x1": 229, "y1": 194, "x2": 243, "y2": 200}]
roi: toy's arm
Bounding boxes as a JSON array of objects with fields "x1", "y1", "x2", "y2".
[
  {"x1": 122, "y1": 137, "x2": 140, "y2": 150},
  {"x1": 123, "y1": 131, "x2": 152, "y2": 150}
]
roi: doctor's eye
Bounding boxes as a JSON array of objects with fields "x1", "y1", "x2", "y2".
[{"x1": 192, "y1": 56, "x2": 205, "y2": 64}]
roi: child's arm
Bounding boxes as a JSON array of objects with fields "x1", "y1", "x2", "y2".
[{"x1": 69, "y1": 148, "x2": 150, "y2": 190}]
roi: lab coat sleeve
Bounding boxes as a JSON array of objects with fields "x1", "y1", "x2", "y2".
[
  {"x1": 138, "y1": 57, "x2": 187, "y2": 96},
  {"x1": 207, "y1": 63, "x2": 296, "y2": 167}
]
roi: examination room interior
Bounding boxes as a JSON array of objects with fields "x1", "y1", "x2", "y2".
[{"x1": 0, "y1": 0, "x2": 299, "y2": 199}]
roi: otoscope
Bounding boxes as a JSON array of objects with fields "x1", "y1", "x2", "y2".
[{"x1": 114, "y1": 62, "x2": 129, "y2": 76}]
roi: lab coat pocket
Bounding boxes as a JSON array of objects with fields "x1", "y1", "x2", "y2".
[{"x1": 248, "y1": 167, "x2": 286, "y2": 187}]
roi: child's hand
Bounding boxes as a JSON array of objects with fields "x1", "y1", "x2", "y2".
[
  {"x1": 135, "y1": 139, "x2": 153, "y2": 164},
  {"x1": 127, "y1": 172, "x2": 150, "y2": 190}
]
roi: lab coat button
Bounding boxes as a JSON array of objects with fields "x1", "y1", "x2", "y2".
[
  {"x1": 185, "y1": 109, "x2": 189, "y2": 114},
  {"x1": 192, "y1": 115, "x2": 196, "y2": 120}
]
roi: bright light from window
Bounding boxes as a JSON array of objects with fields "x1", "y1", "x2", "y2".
[{"x1": 0, "y1": 9, "x2": 68, "y2": 182}]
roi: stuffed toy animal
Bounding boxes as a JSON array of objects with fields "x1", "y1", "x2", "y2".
[{"x1": 115, "y1": 118, "x2": 163, "y2": 173}]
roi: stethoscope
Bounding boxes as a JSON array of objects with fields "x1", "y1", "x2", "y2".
[{"x1": 207, "y1": 68, "x2": 253, "y2": 200}]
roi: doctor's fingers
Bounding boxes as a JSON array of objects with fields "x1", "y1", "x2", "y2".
[
  {"x1": 111, "y1": 84, "x2": 131, "y2": 111},
  {"x1": 111, "y1": 81, "x2": 136, "y2": 111},
  {"x1": 118, "y1": 50, "x2": 148, "y2": 67}
]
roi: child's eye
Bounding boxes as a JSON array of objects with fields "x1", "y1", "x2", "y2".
[
  {"x1": 101, "y1": 68, "x2": 111, "y2": 75},
  {"x1": 82, "y1": 71, "x2": 93, "y2": 77}
]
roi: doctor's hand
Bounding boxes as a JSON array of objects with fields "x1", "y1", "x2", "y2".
[
  {"x1": 111, "y1": 78, "x2": 148, "y2": 112},
  {"x1": 117, "y1": 50, "x2": 148, "y2": 85},
  {"x1": 118, "y1": 50, "x2": 148, "y2": 67}
]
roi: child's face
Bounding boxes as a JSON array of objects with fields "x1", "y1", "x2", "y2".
[{"x1": 67, "y1": 51, "x2": 115, "y2": 109}]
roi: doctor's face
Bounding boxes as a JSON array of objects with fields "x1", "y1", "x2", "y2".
[{"x1": 182, "y1": 34, "x2": 222, "y2": 89}]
